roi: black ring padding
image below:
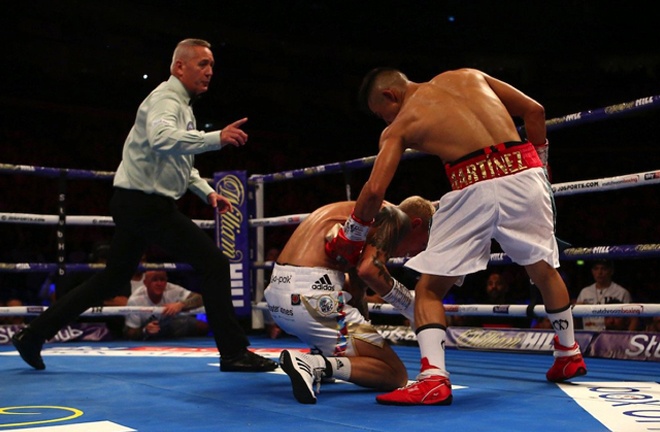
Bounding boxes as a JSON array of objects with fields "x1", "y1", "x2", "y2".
[
  {"x1": 545, "y1": 303, "x2": 571, "y2": 314},
  {"x1": 526, "y1": 303, "x2": 539, "y2": 319}
]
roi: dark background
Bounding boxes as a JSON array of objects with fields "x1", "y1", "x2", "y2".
[{"x1": 1, "y1": 1, "x2": 658, "y2": 304}]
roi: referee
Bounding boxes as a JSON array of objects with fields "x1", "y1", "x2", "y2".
[{"x1": 13, "y1": 38, "x2": 277, "y2": 373}]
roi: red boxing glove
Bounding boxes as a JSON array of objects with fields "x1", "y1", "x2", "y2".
[
  {"x1": 324, "y1": 211, "x2": 373, "y2": 266},
  {"x1": 324, "y1": 226, "x2": 365, "y2": 266}
]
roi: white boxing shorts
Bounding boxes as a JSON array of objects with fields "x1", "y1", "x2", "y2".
[
  {"x1": 405, "y1": 168, "x2": 559, "y2": 281},
  {"x1": 264, "y1": 264, "x2": 385, "y2": 356}
]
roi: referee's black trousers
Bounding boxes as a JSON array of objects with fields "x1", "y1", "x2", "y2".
[{"x1": 28, "y1": 187, "x2": 250, "y2": 357}]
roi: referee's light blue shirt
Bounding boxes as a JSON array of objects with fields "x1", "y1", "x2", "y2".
[{"x1": 114, "y1": 75, "x2": 222, "y2": 201}]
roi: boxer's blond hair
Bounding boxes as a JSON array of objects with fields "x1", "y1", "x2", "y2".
[{"x1": 399, "y1": 195, "x2": 435, "y2": 228}]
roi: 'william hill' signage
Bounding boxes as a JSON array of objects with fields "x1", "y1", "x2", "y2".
[{"x1": 214, "y1": 171, "x2": 250, "y2": 316}]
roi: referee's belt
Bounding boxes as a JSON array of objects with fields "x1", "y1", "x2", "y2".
[{"x1": 444, "y1": 141, "x2": 543, "y2": 191}]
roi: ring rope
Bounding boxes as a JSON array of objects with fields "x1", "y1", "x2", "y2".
[
  {"x1": 250, "y1": 168, "x2": 660, "y2": 227},
  {"x1": 0, "y1": 306, "x2": 204, "y2": 317},
  {"x1": 0, "y1": 263, "x2": 194, "y2": 273},
  {"x1": 2, "y1": 242, "x2": 659, "y2": 274},
  {"x1": 544, "y1": 95, "x2": 659, "y2": 132},
  {"x1": 0, "y1": 303, "x2": 657, "y2": 318},
  {"x1": 253, "y1": 301, "x2": 659, "y2": 318},
  {"x1": 0, "y1": 213, "x2": 215, "y2": 229},
  {"x1": 250, "y1": 243, "x2": 660, "y2": 269},
  {"x1": 2, "y1": 169, "x2": 657, "y2": 229},
  {"x1": 249, "y1": 95, "x2": 660, "y2": 184},
  {"x1": 0, "y1": 163, "x2": 115, "y2": 180},
  {"x1": 551, "y1": 170, "x2": 660, "y2": 196}
]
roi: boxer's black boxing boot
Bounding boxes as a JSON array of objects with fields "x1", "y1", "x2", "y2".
[
  {"x1": 220, "y1": 349, "x2": 278, "y2": 372},
  {"x1": 12, "y1": 327, "x2": 46, "y2": 370}
]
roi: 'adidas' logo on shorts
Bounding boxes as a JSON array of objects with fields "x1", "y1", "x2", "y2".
[{"x1": 311, "y1": 274, "x2": 334, "y2": 291}]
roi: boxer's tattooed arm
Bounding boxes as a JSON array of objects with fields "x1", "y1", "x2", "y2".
[
  {"x1": 346, "y1": 268, "x2": 369, "y2": 318},
  {"x1": 362, "y1": 206, "x2": 413, "y2": 291},
  {"x1": 370, "y1": 252, "x2": 393, "y2": 286}
]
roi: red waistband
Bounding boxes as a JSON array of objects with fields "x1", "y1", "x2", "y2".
[{"x1": 444, "y1": 142, "x2": 542, "y2": 191}]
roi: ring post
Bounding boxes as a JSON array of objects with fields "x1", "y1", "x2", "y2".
[
  {"x1": 214, "y1": 171, "x2": 252, "y2": 317},
  {"x1": 251, "y1": 178, "x2": 265, "y2": 329},
  {"x1": 56, "y1": 170, "x2": 67, "y2": 279}
]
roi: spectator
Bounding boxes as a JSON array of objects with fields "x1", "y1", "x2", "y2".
[
  {"x1": 604, "y1": 315, "x2": 631, "y2": 331},
  {"x1": 576, "y1": 260, "x2": 638, "y2": 331},
  {"x1": 130, "y1": 254, "x2": 148, "y2": 294},
  {"x1": 265, "y1": 247, "x2": 281, "y2": 264},
  {"x1": 472, "y1": 271, "x2": 530, "y2": 329},
  {"x1": 532, "y1": 317, "x2": 553, "y2": 330},
  {"x1": 600, "y1": 299, "x2": 634, "y2": 331},
  {"x1": 1, "y1": 298, "x2": 25, "y2": 325},
  {"x1": 645, "y1": 316, "x2": 660, "y2": 333},
  {"x1": 123, "y1": 270, "x2": 209, "y2": 340},
  {"x1": 483, "y1": 272, "x2": 510, "y2": 304}
]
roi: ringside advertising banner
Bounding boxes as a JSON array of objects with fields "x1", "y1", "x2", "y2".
[
  {"x1": 214, "y1": 171, "x2": 251, "y2": 316},
  {"x1": 0, "y1": 324, "x2": 110, "y2": 344},
  {"x1": 373, "y1": 326, "x2": 660, "y2": 362}
]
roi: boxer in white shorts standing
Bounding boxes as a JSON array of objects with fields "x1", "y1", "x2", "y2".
[
  {"x1": 326, "y1": 67, "x2": 587, "y2": 406},
  {"x1": 265, "y1": 196, "x2": 434, "y2": 404}
]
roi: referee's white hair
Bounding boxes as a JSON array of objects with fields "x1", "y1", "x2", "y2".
[{"x1": 170, "y1": 39, "x2": 211, "y2": 74}]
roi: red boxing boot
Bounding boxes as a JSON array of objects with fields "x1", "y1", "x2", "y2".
[
  {"x1": 376, "y1": 357, "x2": 452, "y2": 406},
  {"x1": 546, "y1": 336, "x2": 587, "y2": 382}
]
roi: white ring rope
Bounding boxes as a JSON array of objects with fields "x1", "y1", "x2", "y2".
[
  {"x1": 252, "y1": 302, "x2": 659, "y2": 318},
  {"x1": 0, "y1": 213, "x2": 215, "y2": 229},
  {"x1": 1, "y1": 302, "x2": 657, "y2": 318},
  {"x1": 0, "y1": 306, "x2": 205, "y2": 317},
  {"x1": 551, "y1": 170, "x2": 660, "y2": 196},
  {"x1": 1, "y1": 168, "x2": 658, "y2": 229}
]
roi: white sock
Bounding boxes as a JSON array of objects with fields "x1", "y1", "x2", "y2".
[
  {"x1": 546, "y1": 307, "x2": 577, "y2": 351},
  {"x1": 416, "y1": 326, "x2": 448, "y2": 377},
  {"x1": 327, "y1": 357, "x2": 352, "y2": 381}
]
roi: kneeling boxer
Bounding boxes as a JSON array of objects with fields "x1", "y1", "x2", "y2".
[{"x1": 266, "y1": 196, "x2": 434, "y2": 404}]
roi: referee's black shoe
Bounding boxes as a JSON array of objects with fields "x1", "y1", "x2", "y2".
[
  {"x1": 12, "y1": 328, "x2": 46, "y2": 370},
  {"x1": 220, "y1": 349, "x2": 278, "y2": 372}
]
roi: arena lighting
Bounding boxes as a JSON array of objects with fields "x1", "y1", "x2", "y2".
[
  {"x1": 577, "y1": 260, "x2": 585, "y2": 266},
  {"x1": 142, "y1": 74, "x2": 148, "y2": 80}
]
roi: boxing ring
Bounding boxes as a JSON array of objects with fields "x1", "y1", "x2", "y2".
[{"x1": 1, "y1": 95, "x2": 660, "y2": 431}]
